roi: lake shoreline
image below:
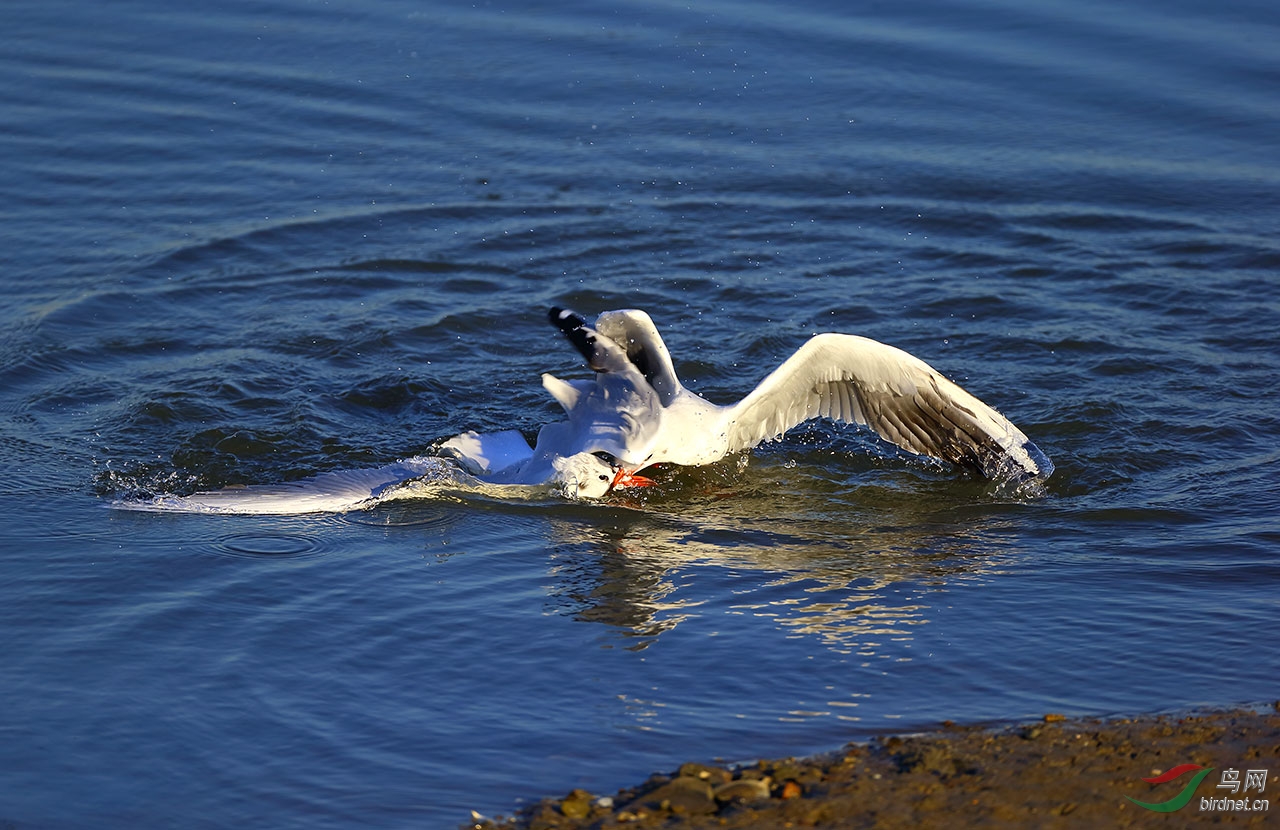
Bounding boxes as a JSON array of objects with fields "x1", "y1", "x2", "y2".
[{"x1": 473, "y1": 705, "x2": 1279, "y2": 828}]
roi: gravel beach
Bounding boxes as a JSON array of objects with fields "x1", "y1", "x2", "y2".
[{"x1": 470, "y1": 706, "x2": 1279, "y2": 829}]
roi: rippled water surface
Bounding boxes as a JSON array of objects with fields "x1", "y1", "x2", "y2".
[{"x1": 3, "y1": 0, "x2": 1278, "y2": 826}]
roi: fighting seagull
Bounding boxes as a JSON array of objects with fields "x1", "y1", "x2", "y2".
[
  {"x1": 443, "y1": 307, "x2": 1053, "y2": 487},
  {"x1": 119, "y1": 306, "x2": 1051, "y2": 514}
]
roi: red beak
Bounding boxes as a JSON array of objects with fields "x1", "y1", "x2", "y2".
[{"x1": 611, "y1": 468, "x2": 655, "y2": 489}]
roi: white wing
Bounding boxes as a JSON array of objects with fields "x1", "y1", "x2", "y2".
[
  {"x1": 439, "y1": 429, "x2": 534, "y2": 474},
  {"x1": 115, "y1": 458, "x2": 453, "y2": 515},
  {"x1": 594, "y1": 309, "x2": 685, "y2": 405},
  {"x1": 723, "y1": 334, "x2": 1052, "y2": 480}
]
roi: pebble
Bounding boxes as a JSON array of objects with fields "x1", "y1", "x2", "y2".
[
  {"x1": 559, "y1": 789, "x2": 592, "y2": 819},
  {"x1": 678, "y1": 762, "x2": 732, "y2": 784},
  {"x1": 770, "y1": 761, "x2": 803, "y2": 782},
  {"x1": 623, "y1": 775, "x2": 717, "y2": 815},
  {"x1": 713, "y1": 777, "x2": 772, "y2": 804}
]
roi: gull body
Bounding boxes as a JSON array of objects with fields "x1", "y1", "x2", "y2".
[{"x1": 443, "y1": 307, "x2": 1053, "y2": 488}]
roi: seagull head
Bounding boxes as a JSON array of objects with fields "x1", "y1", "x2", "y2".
[
  {"x1": 596, "y1": 451, "x2": 655, "y2": 492},
  {"x1": 550, "y1": 452, "x2": 655, "y2": 499}
]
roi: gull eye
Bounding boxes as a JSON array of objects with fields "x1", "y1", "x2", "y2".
[{"x1": 598, "y1": 474, "x2": 609, "y2": 481}]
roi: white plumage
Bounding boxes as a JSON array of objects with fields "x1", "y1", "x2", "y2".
[
  {"x1": 468, "y1": 307, "x2": 1053, "y2": 484},
  {"x1": 120, "y1": 306, "x2": 1051, "y2": 514}
]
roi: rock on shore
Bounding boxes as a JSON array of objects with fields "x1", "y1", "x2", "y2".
[{"x1": 467, "y1": 706, "x2": 1279, "y2": 829}]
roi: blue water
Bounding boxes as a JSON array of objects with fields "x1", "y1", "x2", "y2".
[{"x1": 3, "y1": 0, "x2": 1279, "y2": 826}]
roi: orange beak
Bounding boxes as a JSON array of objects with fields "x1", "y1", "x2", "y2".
[{"x1": 610, "y1": 468, "x2": 655, "y2": 490}]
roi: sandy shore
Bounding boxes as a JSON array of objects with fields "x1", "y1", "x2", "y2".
[{"x1": 469, "y1": 705, "x2": 1279, "y2": 828}]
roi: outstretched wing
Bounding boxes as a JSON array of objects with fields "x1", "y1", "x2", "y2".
[
  {"x1": 115, "y1": 458, "x2": 452, "y2": 515},
  {"x1": 723, "y1": 334, "x2": 1052, "y2": 481},
  {"x1": 593, "y1": 308, "x2": 685, "y2": 406}
]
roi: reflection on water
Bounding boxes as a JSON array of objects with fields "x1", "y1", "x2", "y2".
[
  {"x1": 539, "y1": 454, "x2": 1020, "y2": 661},
  {"x1": 743, "y1": 577, "x2": 929, "y2": 658}
]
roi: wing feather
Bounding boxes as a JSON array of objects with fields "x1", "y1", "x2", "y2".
[
  {"x1": 723, "y1": 334, "x2": 1051, "y2": 480},
  {"x1": 115, "y1": 458, "x2": 452, "y2": 514},
  {"x1": 594, "y1": 309, "x2": 685, "y2": 405}
]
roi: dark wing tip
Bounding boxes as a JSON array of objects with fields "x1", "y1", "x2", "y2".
[
  {"x1": 548, "y1": 307, "x2": 587, "y2": 331},
  {"x1": 547, "y1": 306, "x2": 602, "y2": 368}
]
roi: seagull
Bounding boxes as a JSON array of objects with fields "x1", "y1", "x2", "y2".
[
  {"x1": 443, "y1": 307, "x2": 1053, "y2": 490},
  {"x1": 118, "y1": 447, "x2": 628, "y2": 514},
  {"x1": 119, "y1": 306, "x2": 1051, "y2": 514}
]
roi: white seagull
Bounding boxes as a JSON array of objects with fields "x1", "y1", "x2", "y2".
[
  {"x1": 119, "y1": 306, "x2": 1051, "y2": 514},
  {"x1": 442, "y1": 307, "x2": 1053, "y2": 491}
]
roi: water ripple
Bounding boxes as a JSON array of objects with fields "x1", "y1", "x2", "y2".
[
  {"x1": 2, "y1": 0, "x2": 1279, "y2": 826},
  {"x1": 211, "y1": 531, "x2": 327, "y2": 559}
]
